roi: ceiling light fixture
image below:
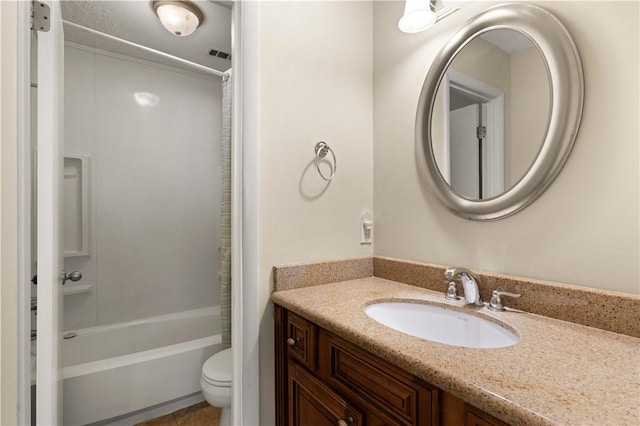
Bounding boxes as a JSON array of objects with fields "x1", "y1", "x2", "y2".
[
  {"x1": 153, "y1": 0, "x2": 203, "y2": 37},
  {"x1": 399, "y1": 0, "x2": 437, "y2": 33}
]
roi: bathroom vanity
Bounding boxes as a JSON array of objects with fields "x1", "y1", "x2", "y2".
[
  {"x1": 271, "y1": 261, "x2": 640, "y2": 426},
  {"x1": 275, "y1": 305, "x2": 508, "y2": 426}
]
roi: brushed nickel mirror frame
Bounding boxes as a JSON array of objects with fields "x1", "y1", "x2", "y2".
[{"x1": 416, "y1": 3, "x2": 584, "y2": 220}]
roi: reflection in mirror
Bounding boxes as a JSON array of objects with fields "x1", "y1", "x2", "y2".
[{"x1": 431, "y1": 29, "x2": 550, "y2": 200}]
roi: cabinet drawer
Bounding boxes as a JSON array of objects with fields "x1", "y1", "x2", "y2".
[
  {"x1": 286, "y1": 311, "x2": 317, "y2": 371},
  {"x1": 289, "y1": 362, "x2": 363, "y2": 426},
  {"x1": 318, "y1": 330, "x2": 436, "y2": 425}
]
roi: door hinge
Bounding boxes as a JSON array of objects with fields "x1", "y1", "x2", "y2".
[
  {"x1": 476, "y1": 125, "x2": 487, "y2": 139},
  {"x1": 31, "y1": 1, "x2": 50, "y2": 32}
]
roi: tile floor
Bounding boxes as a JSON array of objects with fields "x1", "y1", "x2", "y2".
[{"x1": 135, "y1": 402, "x2": 221, "y2": 426}]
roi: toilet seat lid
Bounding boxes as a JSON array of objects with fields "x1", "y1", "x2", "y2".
[{"x1": 202, "y1": 348, "x2": 232, "y2": 387}]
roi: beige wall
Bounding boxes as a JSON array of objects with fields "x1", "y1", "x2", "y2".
[
  {"x1": 510, "y1": 46, "x2": 549, "y2": 183},
  {"x1": 373, "y1": 1, "x2": 639, "y2": 295},
  {"x1": 0, "y1": 1, "x2": 19, "y2": 424},
  {"x1": 451, "y1": 37, "x2": 510, "y2": 91},
  {"x1": 257, "y1": 2, "x2": 373, "y2": 424}
]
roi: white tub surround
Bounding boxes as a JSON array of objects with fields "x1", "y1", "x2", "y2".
[{"x1": 63, "y1": 44, "x2": 222, "y2": 330}]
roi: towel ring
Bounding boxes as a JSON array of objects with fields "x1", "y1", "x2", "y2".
[{"x1": 314, "y1": 141, "x2": 337, "y2": 181}]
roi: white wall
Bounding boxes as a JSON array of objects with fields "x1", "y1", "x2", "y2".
[
  {"x1": 63, "y1": 45, "x2": 222, "y2": 329},
  {"x1": 373, "y1": 1, "x2": 639, "y2": 295},
  {"x1": 256, "y1": 2, "x2": 374, "y2": 424}
]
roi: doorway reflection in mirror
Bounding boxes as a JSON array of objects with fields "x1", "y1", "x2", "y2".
[{"x1": 431, "y1": 29, "x2": 550, "y2": 200}]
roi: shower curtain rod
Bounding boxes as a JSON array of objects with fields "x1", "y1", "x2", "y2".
[{"x1": 62, "y1": 20, "x2": 229, "y2": 78}]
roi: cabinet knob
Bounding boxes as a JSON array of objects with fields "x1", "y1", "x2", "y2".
[
  {"x1": 337, "y1": 417, "x2": 354, "y2": 426},
  {"x1": 287, "y1": 337, "x2": 300, "y2": 346}
]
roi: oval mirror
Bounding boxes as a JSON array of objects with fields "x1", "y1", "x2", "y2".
[{"x1": 416, "y1": 3, "x2": 583, "y2": 220}]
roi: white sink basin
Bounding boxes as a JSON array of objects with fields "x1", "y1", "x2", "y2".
[{"x1": 364, "y1": 302, "x2": 519, "y2": 349}]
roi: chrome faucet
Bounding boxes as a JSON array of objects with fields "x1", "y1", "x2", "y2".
[{"x1": 444, "y1": 267, "x2": 484, "y2": 306}]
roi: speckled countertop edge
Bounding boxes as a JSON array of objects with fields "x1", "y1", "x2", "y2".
[
  {"x1": 272, "y1": 278, "x2": 640, "y2": 426},
  {"x1": 273, "y1": 256, "x2": 372, "y2": 291}
]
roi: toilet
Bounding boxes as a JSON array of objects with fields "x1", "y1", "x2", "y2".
[{"x1": 201, "y1": 348, "x2": 232, "y2": 426}]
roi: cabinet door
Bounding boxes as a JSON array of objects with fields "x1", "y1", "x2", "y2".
[
  {"x1": 318, "y1": 330, "x2": 437, "y2": 426},
  {"x1": 289, "y1": 362, "x2": 363, "y2": 426}
]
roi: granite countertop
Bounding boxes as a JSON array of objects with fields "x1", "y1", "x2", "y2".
[{"x1": 271, "y1": 277, "x2": 640, "y2": 426}]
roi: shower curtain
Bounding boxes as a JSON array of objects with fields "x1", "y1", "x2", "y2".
[{"x1": 219, "y1": 73, "x2": 232, "y2": 348}]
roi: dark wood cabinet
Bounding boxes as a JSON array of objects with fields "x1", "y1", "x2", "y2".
[
  {"x1": 286, "y1": 308, "x2": 317, "y2": 371},
  {"x1": 289, "y1": 361, "x2": 363, "y2": 426},
  {"x1": 275, "y1": 305, "x2": 509, "y2": 426},
  {"x1": 318, "y1": 329, "x2": 437, "y2": 426}
]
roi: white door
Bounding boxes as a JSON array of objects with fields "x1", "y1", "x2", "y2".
[
  {"x1": 449, "y1": 104, "x2": 480, "y2": 199},
  {"x1": 36, "y1": 1, "x2": 65, "y2": 424}
]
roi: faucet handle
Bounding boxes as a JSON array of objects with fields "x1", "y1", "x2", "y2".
[
  {"x1": 444, "y1": 281, "x2": 461, "y2": 301},
  {"x1": 488, "y1": 290, "x2": 521, "y2": 312}
]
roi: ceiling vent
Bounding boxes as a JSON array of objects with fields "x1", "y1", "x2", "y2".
[{"x1": 209, "y1": 49, "x2": 231, "y2": 60}]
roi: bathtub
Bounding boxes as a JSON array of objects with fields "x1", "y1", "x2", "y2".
[{"x1": 61, "y1": 306, "x2": 222, "y2": 425}]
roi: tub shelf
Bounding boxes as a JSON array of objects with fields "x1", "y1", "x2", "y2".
[{"x1": 63, "y1": 155, "x2": 90, "y2": 257}]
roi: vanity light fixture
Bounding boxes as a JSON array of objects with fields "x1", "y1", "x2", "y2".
[
  {"x1": 399, "y1": 0, "x2": 437, "y2": 33},
  {"x1": 153, "y1": 0, "x2": 203, "y2": 37},
  {"x1": 399, "y1": 0, "x2": 460, "y2": 34}
]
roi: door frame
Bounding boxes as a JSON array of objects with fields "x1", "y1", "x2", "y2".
[
  {"x1": 231, "y1": 2, "x2": 260, "y2": 425},
  {"x1": 14, "y1": 1, "x2": 262, "y2": 425},
  {"x1": 444, "y1": 69, "x2": 505, "y2": 197},
  {"x1": 16, "y1": 1, "x2": 34, "y2": 425}
]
